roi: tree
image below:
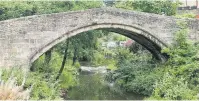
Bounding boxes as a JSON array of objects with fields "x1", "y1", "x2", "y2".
[
  {"x1": 56, "y1": 39, "x2": 69, "y2": 80},
  {"x1": 0, "y1": 1, "x2": 103, "y2": 21},
  {"x1": 45, "y1": 49, "x2": 52, "y2": 64},
  {"x1": 115, "y1": 0, "x2": 179, "y2": 16}
]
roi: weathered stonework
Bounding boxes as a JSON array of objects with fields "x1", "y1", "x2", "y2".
[{"x1": 0, "y1": 7, "x2": 198, "y2": 68}]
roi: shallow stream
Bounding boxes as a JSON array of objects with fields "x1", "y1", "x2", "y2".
[{"x1": 66, "y1": 65, "x2": 145, "y2": 100}]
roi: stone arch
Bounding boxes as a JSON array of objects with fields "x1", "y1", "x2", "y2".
[
  {"x1": 3, "y1": 7, "x2": 198, "y2": 68},
  {"x1": 30, "y1": 23, "x2": 168, "y2": 64}
]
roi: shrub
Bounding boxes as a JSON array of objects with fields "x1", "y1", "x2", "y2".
[
  {"x1": 29, "y1": 51, "x2": 78, "y2": 100},
  {"x1": 148, "y1": 73, "x2": 197, "y2": 100},
  {"x1": 74, "y1": 61, "x2": 81, "y2": 68},
  {"x1": 0, "y1": 69, "x2": 31, "y2": 100},
  {"x1": 107, "y1": 57, "x2": 159, "y2": 96},
  {"x1": 92, "y1": 51, "x2": 105, "y2": 66},
  {"x1": 59, "y1": 69, "x2": 77, "y2": 89},
  {"x1": 0, "y1": 78, "x2": 31, "y2": 100},
  {"x1": 149, "y1": 21, "x2": 199, "y2": 100},
  {"x1": 107, "y1": 63, "x2": 117, "y2": 70},
  {"x1": 25, "y1": 72, "x2": 61, "y2": 100},
  {"x1": 175, "y1": 13, "x2": 196, "y2": 18}
]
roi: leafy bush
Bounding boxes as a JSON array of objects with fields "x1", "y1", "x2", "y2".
[
  {"x1": 74, "y1": 61, "x2": 81, "y2": 68},
  {"x1": 107, "y1": 59, "x2": 160, "y2": 96},
  {"x1": 0, "y1": 69, "x2": 31, "y2": 100},
  {"x1": 107, "y1": 63, "x2": 117, "y2": 70},
  {"x1": 106, "y1": 47, "x2": 157, "y2": 96},
  {"x1": 29, "y1": 51, "x2": 78, "y2": 100},
  {"x1": 0, "y1": 77, "x2": 31, "y2": 100},
  {"x1": 115, "y1": 0, "x2": 179, "y2": 16},
  {"x1": 148, "y1": 73, "x2": 197, "y2": 100},
  {"x1": 0, "y1": 1, "x2": 103, "y2": 21},
  {"x1": 91, "y1": 50, "x2": 117, "y2": 69},
  {"x1": 1, "y1": 67, "x2": 62, "y2": 100},
  {"x1": 106, "y1": 21, "x2": 199, "y2": 99},
  {"x1": 91, "y1": 51, "x2": 105, "y2": 66},
  {"x1": 175, "y1": 13, "x2": 196, "y2": 18},
  {"x1": 25, "y1": 72, "x2": 61, "y2": 100},
  {"x1": 148, "y1": 22, "x2": 199, "y2": 100},
  {"x1": 59, "y1": 69, "x2": 77, "y2": 90}
]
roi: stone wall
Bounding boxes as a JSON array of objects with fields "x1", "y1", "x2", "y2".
[{"x1": 0, "y1": 7, "x2": 198, "y2": 68}]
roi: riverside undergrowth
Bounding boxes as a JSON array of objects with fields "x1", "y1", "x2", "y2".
[
  {"x1": 1, "y1": 51, "x2": 79, "y2": 100},
  {"x1": 148, "y1": 22, "x2": 199, "y2": 100},
  {"x1": 106, "y1": 22, "x2": 199, "y2": 100}
]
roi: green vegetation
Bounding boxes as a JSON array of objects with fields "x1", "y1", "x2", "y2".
[
  {"x1": 149, "y1": 22, "x2": 199, "y2": 100},
  {"x1": 115, "y1": 0, "x2": 179, "y2": 16},
  {"x1": 1, "y1": 52, "x2": 78, "y2": 100},
  {"x1": 0, "y1": 69, "x2": 31, "y2": 100},
  {"x1": 106, "y1": 22, "x2": 199, "y2": 100},
  {"x1": 106, "y1": 48, "x2": 157, "y2": 96},
  {"x1": 0, "y1": 1, "x2": 102, "y2": 21},
  {"x1": 175, "y1": 13, "x2": 196, "y2": 18},
  {"x1": 1, "y1": 0, "x2": 199, "y2": 100},
  {"x1": 30, "y1": 52, "x2": 78, "y2": 99},
  {"x1": 0, "y1": 1, "x2": 104, "y2": 100}
]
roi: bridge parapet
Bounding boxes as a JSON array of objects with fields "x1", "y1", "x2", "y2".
[{"x1": 0, "y1": 8, "x2": 198, "y2": 68}]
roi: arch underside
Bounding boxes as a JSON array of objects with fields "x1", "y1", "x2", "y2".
[
  {"x1": 30, "y1": 23, "x2": 168, "y2": 63},
  {"x1": 105, "y1": 28, "x2": 168, "y2": 61}
]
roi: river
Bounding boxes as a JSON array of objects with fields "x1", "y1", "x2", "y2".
[{"x1": 65, "y1": 65, "x2": 145, "y2": 100}]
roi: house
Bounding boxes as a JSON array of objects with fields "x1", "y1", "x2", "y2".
[
  {"x1": 118, "y1": 41, "x2": 126, "y2": 47},
  {"x1": 177, "y1": 0, "x2": 199, "y2": 10},
  {"x1": 106, "y1": 41, "x2": 117, "y2": 48},
  {"x1": 124, "y1": 39, "x2": 134, "y2": 47}
]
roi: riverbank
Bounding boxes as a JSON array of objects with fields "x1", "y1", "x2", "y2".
[{"x1": 66, "y1": 65, "x2": 145, "y2": 100}]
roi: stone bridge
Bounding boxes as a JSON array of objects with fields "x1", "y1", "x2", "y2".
[{"x1": 0, "y1": 8, "x2": 199, "y2": 68}]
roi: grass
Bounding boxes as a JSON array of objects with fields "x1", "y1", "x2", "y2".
[{"x1": 0, "y1": 70, "x2": 32, "y2": 100}]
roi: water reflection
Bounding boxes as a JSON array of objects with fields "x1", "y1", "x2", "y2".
[{"x1": 66, "y1": 71, "x2": 144, "y2": 100}]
